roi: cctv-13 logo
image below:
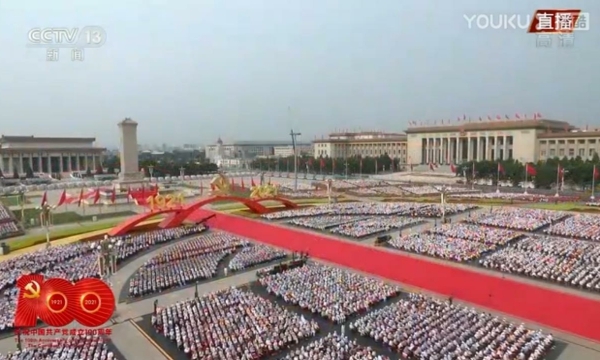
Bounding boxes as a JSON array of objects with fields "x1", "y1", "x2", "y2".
[{"x1": 15, "y1": 274, "x2": 115, "y2": 328}]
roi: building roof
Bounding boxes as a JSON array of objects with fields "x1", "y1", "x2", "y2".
[
  {"x1": 118, "y1": 117, "x2": 138, "y2": 126},
  {"x1": 404, "y1": 119, "x2": 572, "y2": 134},
  {"x1": 538, "y1": 130, "x2": 600, "y2": 139},
  {"x1": 313, "y1": 135, "x2": 407, "y2": 144},
  {"x1": 0, "y1": 135, "x2": 96, "y2": 143}
]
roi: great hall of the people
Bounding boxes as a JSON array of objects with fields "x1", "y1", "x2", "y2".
[
  {"x1": 313, "y1": 119, "x2": 600, "y2": 165},
  {"x1": 0, "y1": 135, "x2": 105, "y2": 175}
]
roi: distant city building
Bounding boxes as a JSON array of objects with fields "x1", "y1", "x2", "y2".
[
  {"x1": 0, "y1": 135, "x2": 105, "y2": 175},
  {"x1": 313, "y1": 131, "x2": 408, "y2": 162},
  {"x1": 205, "y1": 138, "x2": 312, "y2": 167},
  {"x1": 273, "y1": 144, "x2": 312, "y2": 157}
]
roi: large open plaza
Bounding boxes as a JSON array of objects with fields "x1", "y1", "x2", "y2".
[{"x1": 0, "y1": 176, "x2": 599, "y2": 360}]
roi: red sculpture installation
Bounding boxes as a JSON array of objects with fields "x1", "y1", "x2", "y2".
[{"x1": 108, "y1": 195, "x2": 298, "y2": 236}]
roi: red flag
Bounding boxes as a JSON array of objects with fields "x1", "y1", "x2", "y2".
[
  {"x1": 126, "y1": 187, "x2": 131, "y2": 203},
  {"x1": 558, "y1": 164, "x2": 564, "y2": 176},
  {"x1": 450, "y1": 164, "x2": 456, "y2": 173},
  {"x1": 498, "y1": 163, "x2": 505, "y2": 175},
  {"x1": 93, "y1": 188, "x2": 100, "y2": 204},
  {"x1": 505, "y1": 114, "x2": 510, "y2": 119},
  {"x1": 487, "y1": 115, "x2": 492, "y2": 121},
  {"x1": 111, "y1": 187, "x2": 116, "y2": 204},
  {"x1": 429, "y1": 163, "x2": 434, "y2": 171},
  {"x1": 463, "y1": 114, "x2": 466, "y2": 120},
  {"x1": 77, "y1": 188, "x2": 84, "y2": 207},
  {"x1": 56, "y1": 190, "x2": 67, "y2": 207},
  {"x1": 537, "y1": 112, "x2": 542, "y2": 118},
  {"x1": 496, "y1": 115, "x2": 502, "y2": 120},
  {"x1": 594, "y1": 165, "x2": 600, "y2": 180},
  {"x1": 515, "y1": 113, "x2": 521, "y2": 119},
  {"x1": 320, "y1": 158, "x2": 325, "y2": 169},
  {"x1": 526, "y1": 163, "x2": 537, "y2": 176},
  {"x1": 40, "y1": 192, "x2": 48, "y2": 207},
  {"x1": 307, "y1": 158, "x2": 313, "y2": 167},
  {"x1": 359, "y1": 157, "x2": 363, "y2": 171},
  {"x1": 251, "y1": 178, "x2": 256, "y2": 187},
  {"x1": 533, "y1": 113, "x2": 537, "y2": 120}
]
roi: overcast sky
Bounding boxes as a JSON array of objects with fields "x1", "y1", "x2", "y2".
[{"x1": 0, "y1": 0, "x2": 598, "y2": 147}]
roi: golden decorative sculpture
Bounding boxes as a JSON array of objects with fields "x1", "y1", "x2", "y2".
[
  {"x1": 210, "y1": 172, "x2": 232, "y2": 195},
  {"x1": 250, "y1": 184, "x2": 279, "y2": 199}
]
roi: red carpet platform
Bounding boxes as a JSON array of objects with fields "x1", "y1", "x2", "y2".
[{"x1": 188, "y1": 210, "x2": 600, "y2": 342}]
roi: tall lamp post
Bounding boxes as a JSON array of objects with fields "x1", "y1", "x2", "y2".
[
  {"x1": 39, "y1": 204, "x2": 53, "y2": 248},
  {"x1": 179, "y1": 167, "x2": 185, "y2": 182},
  {"x1": 96, "y1": 235, "x2": 121, "y2": 282},
  {"x1": 436, "y1": 185, "x2": 449, "y2": 224},
  {"x1": 289, "y1": 129, "x2": 301, "y2": 191},
  {"x1": 148, "y1": 165, "x2": 154, "y2": 183}
]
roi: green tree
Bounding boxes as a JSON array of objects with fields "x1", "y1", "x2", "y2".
[{"x1": 25, "y1": 166, "x2": 34, "y2": 178}]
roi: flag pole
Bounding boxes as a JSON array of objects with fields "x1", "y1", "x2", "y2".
[
  {"x1": 555, "y1": 165, "x2": 560, "y2": 197},
  {"x1": 496, "y1": 163, "x2": 500, "y2": 193},
  {"x1": 592, "y1": 165, "x2": 596, "y2": 200},
  {"x1": 524, "y1": 164, "x2": 528, "y2": 195},
  {"x1": 471, "y1": 162, "x2": 475, "y2": 190}
]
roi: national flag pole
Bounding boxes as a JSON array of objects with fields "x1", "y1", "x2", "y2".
[
  {"x1": 555, "y1": 165, "x2": 561, "y2": 197},
  {"x1": 524, "y1": 164, "x2": 528, "y2": 195},
  {"x1": 471, "y1": 162, "x2": 475, "y2": 190},
  {"x1": 496, "y1": 163, "x2": 500, "y2": 193},
  {"x1": 592, "y1": 165, "x2": 597, "y2": 200}
]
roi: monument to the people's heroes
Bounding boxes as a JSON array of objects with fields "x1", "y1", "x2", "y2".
[{"x1": 115, "y1": 118, "x2": 147, "y2": 190}]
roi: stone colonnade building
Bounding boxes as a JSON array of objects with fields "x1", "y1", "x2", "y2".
[
  {"x1": 0, "y1": 135, "x2": 106, "y2": 175},
  {"x1": 405, "y1": 119, "x2": 578, "y2": 165}
]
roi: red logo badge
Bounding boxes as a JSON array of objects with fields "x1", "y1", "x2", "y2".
[{"x1": 15, "y1": 274, "x2": 115, "y2": 328}]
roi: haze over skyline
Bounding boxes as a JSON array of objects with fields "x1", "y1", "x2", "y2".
[{"x1": 1, "y1": 0, "x2": 598, "y2": 147}]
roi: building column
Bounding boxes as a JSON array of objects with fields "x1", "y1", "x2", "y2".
[
  {"x1": 38, "y1": 155, "x2": 42, "y2": 173},
  {"x1": 19, "y1": 154, "x2": 24, "y2": 174},
  {"x1": 467, "y1": 137, "x2": 472, "y2": 161},
  {"x1": 478, "y1": 137, "x2": 484, "y2": 161},
  {"x1": 92, "y1": 154, "x2": 97, "y2": 170},
  {"x1": 84, "y1": 155, "x2": 89, "y2": 170},
  {"x1": 502, "y1": 136, "x2": 508, "y2": 160},
  {"x1": 455, "y1": 137, "x2": 460, "y2": 162}
]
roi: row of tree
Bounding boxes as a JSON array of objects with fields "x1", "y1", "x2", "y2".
[
  {"x1": 102, "y1": 156, "x2": 219, "y2": 178},
  {"x1": 250, "y1": 154, "x2": 400, "y2": 175},
  {"x1": 455, "y1": 155, "x2": 600, "y2": 189}
]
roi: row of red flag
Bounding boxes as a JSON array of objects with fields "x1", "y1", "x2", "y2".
[
  {"x1": 440, "y1": 162, "x2": 600, "y2": 180},
  {"x1": 39, "y1": 184, "x2": 161, "y2": 208},
  {"x1": 408, "y1": 113, "x2": 543, "y2": 127}
]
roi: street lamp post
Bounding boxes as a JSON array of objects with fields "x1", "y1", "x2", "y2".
[
  {"x1": 148, "y1": 165, "x2": 154, "y2": 183},
  {"x1": 437, "y1": 185, "x2": 449, "y2": 224},
  {"x1": 96, "y1": 235, "x2": 121, "y2": 282},
  {"x1": 179, "y1": 167, "x2": 185, "y2": 182},
  {"x1": 289, "y1": 129, "x2": 301, "y2": 191},
  {"x1": 40, "y1": 204, "x2": 53, "y2": 248}
]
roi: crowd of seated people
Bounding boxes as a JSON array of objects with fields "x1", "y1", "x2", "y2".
[
  {"x1": 464, "y1": 208, "x2": 568, "y2": 231},
  {"x1": 105, "y1": 225, "x2": 206, "y2": 262},
  {"x1": 347, "y1": 187, "x2": 381, "y2": 195},
  {"x1": 281, "y1": 332, "x2": 389, "y2": 360},
  {"x1": 228, "y1": 244, "x2": 287, "y2": 272},
  {"x1": 287, "y1": 215, "x2": 367, "y2": 230},
  {"x1": 0, "y1": 225, "x2": 204, "y2": 333},
  {"x1": 400, "y1": 185, "x2": 479, "y2": 196},
  {"x1": 453, "y1": 192, "x2": 578, "y2": 203},
  {"x1": 128, "y1": 232, "x2": 247, "y2": 297},
  {"x1": 263, "y1": 202, "x2": 476, "y2": 220},
  {"x1": 389, "y1": 233, "x2": 496, "y2": 262},
  {"x1": 429, "y1": 223, "x2": 522, "y2": 247},
  {"x1": 350, "y1": 293, "x2": 554, "y2": 360},
  {"x1": 152, "y1": 287, "x2": 319, "y2": 359},
  {"x1": 0, "y1": 334, "x2": 117, "y2": 360},
  {"x1": 328, "y1": 216, "x2": 425, "y2": 238},
  {"x1": 258, "y1": 263, "x2": 401, "y2": 323},
  {"x1": 544, "y1": 214, "x2": 600, "y2": 242},
  {"x1": 479, "y1": 235, "x2": 600, "y2": 292},
  {"x1": 0, "y1": 204, "x2": 23, "y2": 239}
]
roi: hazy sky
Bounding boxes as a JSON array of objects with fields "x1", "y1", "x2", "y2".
[{"x1": 1, "y1": 1, "x2": 598, "y2": 147}]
